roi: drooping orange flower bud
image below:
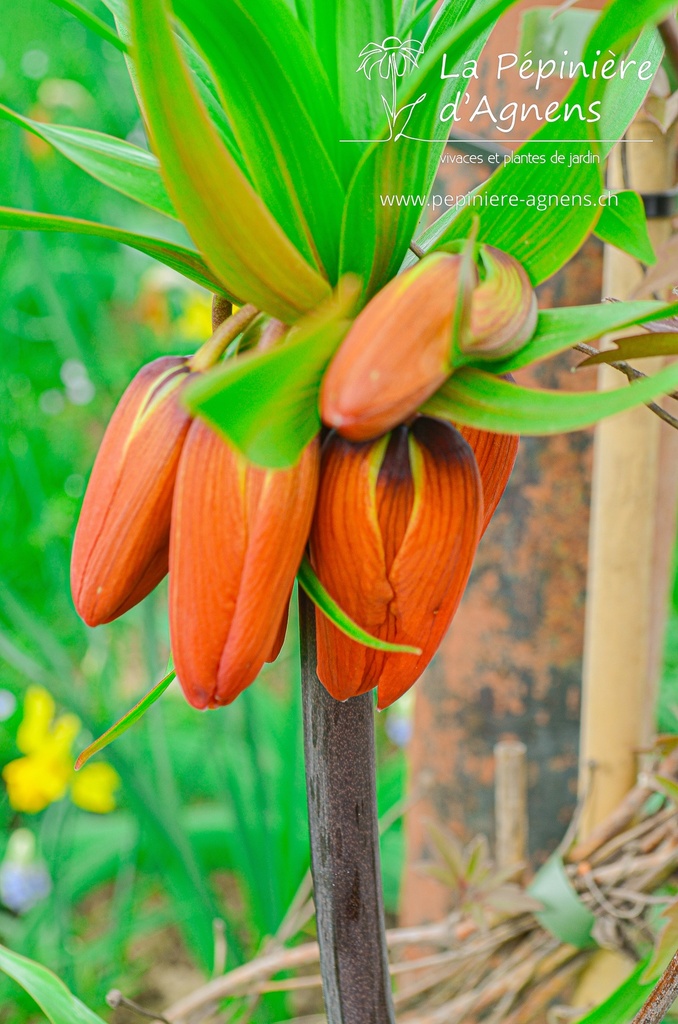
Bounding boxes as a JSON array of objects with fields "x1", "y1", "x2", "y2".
[
  {"x1": 459, "y1": 426, "x2": 519, "y2": 535},
  {"x1": 310, "y1": 417, "x2": 483, "y2": 709},
  {"x1": 169, "y1": 423, "x2": 319, "y2": 709},
  {"x1": 320, "y1": 246, "x2": 536, "y2": 443},
  {"x1": 71, "y1": 357, "x2": 192, "y2": 626},
  {"x1": 321, "y1": 253, "x2": 461, "y2": 442}
]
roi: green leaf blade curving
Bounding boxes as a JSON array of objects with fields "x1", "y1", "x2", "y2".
[
  {"x1": 0, "y1": 104, "x2": 177, "y2": 220},
  {"x1": 128, "y1": 0, "x2": 331, "y2": 321},
  {"x1": 423, "y1": 362, "x2": 678, "y2": 434}
]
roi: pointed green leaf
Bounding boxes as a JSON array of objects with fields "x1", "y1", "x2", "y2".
[
  {"x1": 340, "y1": 0, "x2": 518, "y2": 299},
  {"x1": 595, "y1": 190, "x2": 656, "y2": 265},
  {"x1": 101, "y1": 0, "x2": 246, "y2": 171},
  {"x1": 579, "y1": 332, "x2": 678, "y2": 366},
  {"x1": 488, "y1": 299, "x2": 678, "y2": 374},
  {"x1": 174, "y1": 0, "x2": 347, "y2": 280},
  {"x1": 423, "y1": 362, "x2": 678, "y2": 434},
  {"x1": 0, "y1": 104, "x2": 177, "y2": 219},
  {"x1": 48, "y1": 0, "x2": 127, "y2": 51},
  {"x1": 0, "y1": 945, "x2": 106, "y2": 1024},
  {"x1": 0, "y1": 206, "x2": 231, "y2": 295},
  {"x1": 75, "y1": 670, "x2": 175, "y2": 770},
  {"x1": 128, "y1": 0, "x2": 331, "y2": 321},
  {"x1": 298, "y1": 558, "x2": 422, "y2": 655},
  {"x1": 185, "y1": 279, "x2": 360, "y2": 468}
]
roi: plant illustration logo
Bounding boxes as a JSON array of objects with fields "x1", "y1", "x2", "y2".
[{"x1": 357, "y1": 36, "x2": 426, "y2": 141}]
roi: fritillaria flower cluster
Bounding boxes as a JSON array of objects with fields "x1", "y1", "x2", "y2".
[{"x1": 72, "y1": 246, "x2": 536, "y2": 710}]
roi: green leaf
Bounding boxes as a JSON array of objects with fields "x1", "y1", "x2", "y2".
[
  {"x1": 128, "y1": 0, "x2": 331, "y2": 321},
  {"x1": 0, "y1": 103, "x2": 177, "y2": 219},
  {"x1": 48, "y1": 0, "x2": 127, "y2": 51},
  {"x1": 75, "y1": 670, "x2": 175, "y2": 770},
  {"x1": 488, "y1": 299, "x2": 678, "y2": 374},
  {"x1": 337, "y1": 2, "x2": 398, "y2": 143},
  {"x1": 578, "y1": 332, "x2": 678, "y2": 366},
  {"x1": 423, "y1": 362, "x2": 678, "y2": 434},
  {"x1": 527, "y1": 855, "x2": 596, "y2": 949},
  {"x1": 101, "y1": 0, "x2": 246, "y2": 170},
  {"x1": 298, "y1": 558, "x2": 422, "y2": 655},
  {"x1": 428, "y1": 19, "x2": 663, "y2": 284},
  {"x1": 575, "y1": 960, "x2": 656, "y2": 1023},
  {"x1": 173, "y1": 0, "x2": 346, "y2": 281},
  {"x1": 0, "y1": 945, "x2": 106, "y2": 1024},
  {"x1": 0, "y1": 206, "x2": 231, "y2": 295},
  {"x1": 185, "y1": 279, "x2": 360, "y2": 468},
  {"x1": 595, "y1": 191, "x2": 656, "y2": 264},
  {"x1": 340, "y1": 0, "x2": 521, "y2": 300}
]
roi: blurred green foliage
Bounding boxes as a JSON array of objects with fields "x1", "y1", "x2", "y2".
[{"x1": 0, "y1": 3, "x2": 408, "y2": 1020}]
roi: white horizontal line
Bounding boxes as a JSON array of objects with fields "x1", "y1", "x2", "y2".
[{"x1": 340, "y1": 138, "x2": 654, "y2": 143}]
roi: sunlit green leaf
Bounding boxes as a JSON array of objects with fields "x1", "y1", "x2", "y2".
[
  {"x1": 298, "y1": 558, "x2": 421, "y2": 655},
  {"x1": 0, "y1": 206, "x2": 230, "y2": 295},
  {"x1": 174, "y1": 0, "x2": 346, "y2": 280},
  {"x1": 423, "y1": 362, "x2": 678, "y2": 434},
  {"x1": 488, "y1": 299, "x2": 678, "y2": 374},
  {"x1": 75, "y1": 671, "x2": 176, "y2": 770},
  {"x1": 48, "y1": 0, "x2": 127, "y2": 51},
  {"x1": 0, "y1": 945, "x2": 106, "y2": 1024},
  {"x1": 0, "y1": 103, "x2": 176, "y2": 219},
  {"x1": 128, "y1": 0, "x2": 330, "y2": 321},
  {"x1": 595, "y1": 190, "x2": 656, "y2": 265},
  {"x1": 340, "y1": 0, "x2": 520, "y2": 300},
  {"x1": 185, "y1": 279, "x2": 360, "y2": 468},
  {"x1": 101, "y1": 0, "x2": 245, "y2": 169}
]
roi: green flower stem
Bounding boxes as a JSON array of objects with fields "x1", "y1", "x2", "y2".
[{"x1": 299, "y1": 590, "x2": 396, "y2": 1024}]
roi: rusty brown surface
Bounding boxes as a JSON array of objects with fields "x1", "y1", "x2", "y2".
[{"x1": 400, "y1": 0, "x2": 607, "y2": 927}]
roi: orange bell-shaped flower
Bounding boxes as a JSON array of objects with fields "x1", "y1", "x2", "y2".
[
  {"x1": 169, "y1": 422, "x2": 319, "y2": 709},
  {"x1": 71, "y1": 357, "x2": 193, "y2": 626},
  {"x1": 320, "y1": 247, "x2": 536, "y2": 443},
  {"x1": 310, "y1": 417, "x2": 483, "y2": 708}
]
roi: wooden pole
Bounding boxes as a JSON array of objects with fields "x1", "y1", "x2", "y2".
[
  {"x1": 578, "y1": 111, "x2": 678, "y2": 837},
  {"x1": 494, "y1": 740, "x2": 528, "y2": 873}
]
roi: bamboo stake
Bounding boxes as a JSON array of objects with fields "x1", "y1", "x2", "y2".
[{"x1": 578, "y1": 111, "x2": 677, "y2": 837}]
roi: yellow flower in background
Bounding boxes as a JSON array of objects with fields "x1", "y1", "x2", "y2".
[
  {"x1": 2, "y1": 687, "x2": 120, "y2": 815},
  {"x1": 175, "y1": 292, "x2": 213, "y2": 340},
  {"x1": 71, "y1": 763, "x2": 119, "y2": 814}
]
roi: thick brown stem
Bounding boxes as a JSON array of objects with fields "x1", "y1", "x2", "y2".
[
  {"x1": 299, "y1": 590, "x2": 396, "y2": 1024},
  {"x1": 632, "y1": 950, "x2": 678, "y2": 1024}
]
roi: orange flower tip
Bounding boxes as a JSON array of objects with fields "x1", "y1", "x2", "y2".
[{"x1": 71, "y1": 357, "x2": 193, "y2": 626}]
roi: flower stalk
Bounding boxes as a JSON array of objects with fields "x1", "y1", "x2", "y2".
[
  {"x1": 299, "y1": 590, "x2": 396, "y2": 1024},
  {"x1": 189, "y1": 302, "x2": 259, "y2": 372}
]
